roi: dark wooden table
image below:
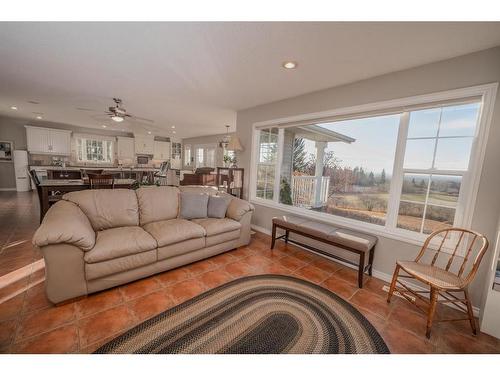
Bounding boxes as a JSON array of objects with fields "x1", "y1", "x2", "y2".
[{"x1": 39, "y1": 178, "x2": 136, "y2": 220}]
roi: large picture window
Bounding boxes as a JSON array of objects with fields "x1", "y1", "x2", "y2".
[{"x1": 250, "y1": 84, "x2": 495, "y2": 242}]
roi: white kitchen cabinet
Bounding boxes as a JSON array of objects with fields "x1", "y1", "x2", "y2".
[
  {"x1": 170, "y1": 140, "x2": 182, "y2": 169},
  {"x1": 153, "y1": 140, "x2": 170, "y2": 161},
  {"x1": 117, "y1": 136, "x2": 135, "y2": 160},
  {"x1": 25, "y1": 126, "x2": 71, "y2": 155},
  {"x1": 134, "y1": 134, "x2": 155, "y2": 155}
]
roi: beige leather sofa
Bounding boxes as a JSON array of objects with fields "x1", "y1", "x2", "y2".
[{"x1": 33, "y1": 186, "x2": 254, "y2": 303}]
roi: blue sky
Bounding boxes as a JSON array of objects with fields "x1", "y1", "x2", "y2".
[
  {"x1": 303, "y1": 103, "x2": 480, "y2": 175},
  {"x1": 308, "y1": 114, "x2": 400, "y2": 174}
]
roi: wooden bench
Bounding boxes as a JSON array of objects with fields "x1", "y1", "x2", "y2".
[{"x1": 271, "y1": 216, "x2": 378, "y2": 288}]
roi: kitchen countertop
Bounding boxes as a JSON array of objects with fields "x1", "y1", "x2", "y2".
[{"x1": 29, "y1": 165, "x2": 160, "y2": 171}]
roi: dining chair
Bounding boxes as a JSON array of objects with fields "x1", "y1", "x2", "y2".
[
  {"x1": 387, "y1": 227, "x2": 489, "y2": 338},
  {"x1": 88, "y1": 173, "x2": 115, "y2": 189},
  {"x1": 30, "y1": 170, "x2": 62, "y2": 223}
]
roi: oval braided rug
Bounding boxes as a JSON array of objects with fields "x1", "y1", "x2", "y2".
[{"x1": 94, "y1": 275, "x2": 389, "y2": 354}]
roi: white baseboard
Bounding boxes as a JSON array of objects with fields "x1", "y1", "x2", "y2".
[{"x1": 251, "y1": 224, "x2": 480, "y2": 317}]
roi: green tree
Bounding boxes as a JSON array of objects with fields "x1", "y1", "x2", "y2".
[
  {"x1": 292, "y1": 137, "x2": 308, "y2": 173},
  {"x1": 380, "y1": 169, "x2": 386, "y2": 185},
  {"x1": 279, "y1": 177, "x2": 293, "y2": 205},
  {"x1": 368, "y1": 171, "x2": 375, "y2": 186}
]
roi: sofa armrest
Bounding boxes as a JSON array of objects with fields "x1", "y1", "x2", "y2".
[
  {"x1": 226, "y1": 197, "x2": 255, "y2": 222},
  {"x1": 33, "y1": 200, "x2": 96, "y2": 251}
]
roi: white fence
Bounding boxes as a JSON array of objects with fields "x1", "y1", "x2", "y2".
[{"x1": 291, "y1": 176, "x2": 330, "y2": 208}]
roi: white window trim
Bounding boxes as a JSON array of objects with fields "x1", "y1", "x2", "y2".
[
  {"x1": 249, "y1": 83, "x2": 498, "y2": 246},
  {"x1": 74, "y1": 133, "x2": 115, "y2": 165}
]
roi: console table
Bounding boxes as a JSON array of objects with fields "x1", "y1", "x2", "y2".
[{"x1": 216, "y1": 167, "x2": 244, "y2": 199}]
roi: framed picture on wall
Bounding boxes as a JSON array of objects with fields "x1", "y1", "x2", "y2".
[{"x1": 0, "y1": 140, "x2": 13, "y2": 161}]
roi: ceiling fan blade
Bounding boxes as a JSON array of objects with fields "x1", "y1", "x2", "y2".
[
  {"x1": 76, "y1": 107, "x2": 99, "y2": 112},
  {"x1": 130, "y1": 115, "x2": 155, "y2": 123},
  {"x1": 90, "y1": 114, "x2": 111, "y2": 121}
]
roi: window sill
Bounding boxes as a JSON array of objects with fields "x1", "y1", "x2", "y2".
[{"x1": 250, "y1": 197, "x2": 430, "y2": 248}]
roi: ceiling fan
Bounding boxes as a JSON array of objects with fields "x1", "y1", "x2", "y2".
[
  {"x1": 104, "y1": 98, "x2": 154, "y2": 123},
  {"x1": 78, "y1": 97, "x2": 154, "y2": 124}
]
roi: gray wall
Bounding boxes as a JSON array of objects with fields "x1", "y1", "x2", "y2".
[
  {"x1": 0, "y1": 117, "x2": 29, "y2": 189},
  {"x1": 0, "y1": 115, "x2": 133, "y2": 189},
  {"x1": 236, "y1": 46, "x2": 500, "y2": 309}
]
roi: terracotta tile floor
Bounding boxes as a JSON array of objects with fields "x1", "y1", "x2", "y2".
[{"x1": 1, "y1": 191, "x2": 500, "y2": 354}]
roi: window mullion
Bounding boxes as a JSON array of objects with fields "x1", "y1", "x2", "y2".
[
  {"x1": 386, "y1": 112, "x2": 410, "y2": 229},
  {"x1": 273, "y1": 128, "x2": 285, "y2": 203}
]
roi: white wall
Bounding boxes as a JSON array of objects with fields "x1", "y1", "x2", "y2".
[{"x1": 236, "y1": 46, "x2": 500, "y2": 309}]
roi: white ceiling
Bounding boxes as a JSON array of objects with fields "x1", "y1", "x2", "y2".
[{"x1": 1, "y1": 22, "x2": 500, "y2": 139}]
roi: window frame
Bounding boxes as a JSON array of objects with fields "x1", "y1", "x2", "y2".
[
  {"x1": 249, "y1": 83, "x2": 498, "y2": 246},
  {"x1": 74, "y1": 134, "x2": 115, "y2": 165}
]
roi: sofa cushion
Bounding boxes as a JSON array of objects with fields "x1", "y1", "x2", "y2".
[
  {"x1": 63, "y1": 189, "x2": 139, "y2": 231},
  {"x1": 179, "y1": 192, "x2": 209, "y2": 219},
  {"x1": 85, "y1": 249, "x2": 157, "y2": 280},
  {"x1": 143, "y1": 219, "x2": 206, "y2": 247},
  {"x1": 84, "y1": 227, "x2": 157, "y2": 264},
  {"x1": 207, "y1": 194, "x2": 232, "y2": 219},
  {"x1": 157, "y1": 238, "x2": 206, "y2": 260},
  {"x1": 191, "y1": 218, "x2": 241, "y2": 236},
  {"x1": 136, "y1": 186, "x2": 180, "y2": 225},
  {"x1": 205, "y1": 229, "x2": 241, "y2": 247}
]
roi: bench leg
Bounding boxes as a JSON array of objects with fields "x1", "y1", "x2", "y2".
[
  {"x1": 271, "y1": 223, "x2": 277, "y2": 249},
  {"x1": 285, "y1": 230, "x2": 289, "y2": 244},
  {"x1": 358, "y1": 252, "x2": 365, "y2": 288},
  {"x1": 368, "y1": 247, "x2": 375, "y2": 277}
]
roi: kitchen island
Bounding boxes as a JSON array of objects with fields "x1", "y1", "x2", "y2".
[{"x1": 38, "y1": 178, "x2": 136, "y2": 220}]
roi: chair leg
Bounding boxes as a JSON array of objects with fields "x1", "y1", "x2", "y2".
[
  {"x1": 387, "y1": 264, "x2": 400, "y2": 303},
  {"x1": 426, "y1": 288, "x2": 439, "y2": 339},
  {"x1": 285, "y1": 230, "x2": 289, "y2": 244},
  {"x1": 464, "y1": 289, "x2": 477, "y2": 335}
]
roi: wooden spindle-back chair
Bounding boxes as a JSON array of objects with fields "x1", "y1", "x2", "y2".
[
  {"x1": 387, "y1": 227, "x2": 489, "y2": 338},
  {"x1": 88, "y1": 173, "x2": 115, "y2": 189}
]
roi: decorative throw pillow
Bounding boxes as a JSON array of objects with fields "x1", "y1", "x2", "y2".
[
  {"x1": 207, "y1": 194, "x2": 232, "y2": 219},
  {"x1": 179, "y1": 192, "x2": 209, "y2": 219}
]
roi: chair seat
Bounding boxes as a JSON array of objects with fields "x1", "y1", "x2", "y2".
[{"x1": 397, "y1": 261, "x2": 465, "y2": 290}]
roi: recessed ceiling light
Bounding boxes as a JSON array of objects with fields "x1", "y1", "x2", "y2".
[
  {"x1": 282, "y1": 61, "x2": 298, "y2": 69},
  {"x1": 171, "y1": 126, "x2": 175, "y2": 129},
  {"x1": 173, "y1": 131, "x2": 176, "y2": 134},
  {"x1": 36, "y1": 115, "x2": 43, "y2": 120},
  {"x1": 102, "y1": 125, "x2": 107, "y2": 128},
  {"x1": 147, "y1": 131, "x2": 152, "y2": 135},
  {"x1": 10, "y1": 106, "x2": 18, "y2": 110}
]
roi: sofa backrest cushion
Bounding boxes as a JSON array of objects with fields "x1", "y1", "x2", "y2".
[
  {"x1": 136, "y1": 186, "x2": 180, "y2": 225},
  {"x1": 63, "y1": 189, "x2": 139, "y2": 231}
]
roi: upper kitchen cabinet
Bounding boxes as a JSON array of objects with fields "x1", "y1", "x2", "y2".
[
  {"x1": 25, "y1": 126, "x2": 71, "y2": 155},
  {"x1": 117, "y1": 136, "x2": 135, "y2": 160},
  {"x1": 134, "y1": 134, "x2": 155, "y2": 155},
  {"x1": 153, "y1": 140, "x2": 170, "y2": 161}
]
